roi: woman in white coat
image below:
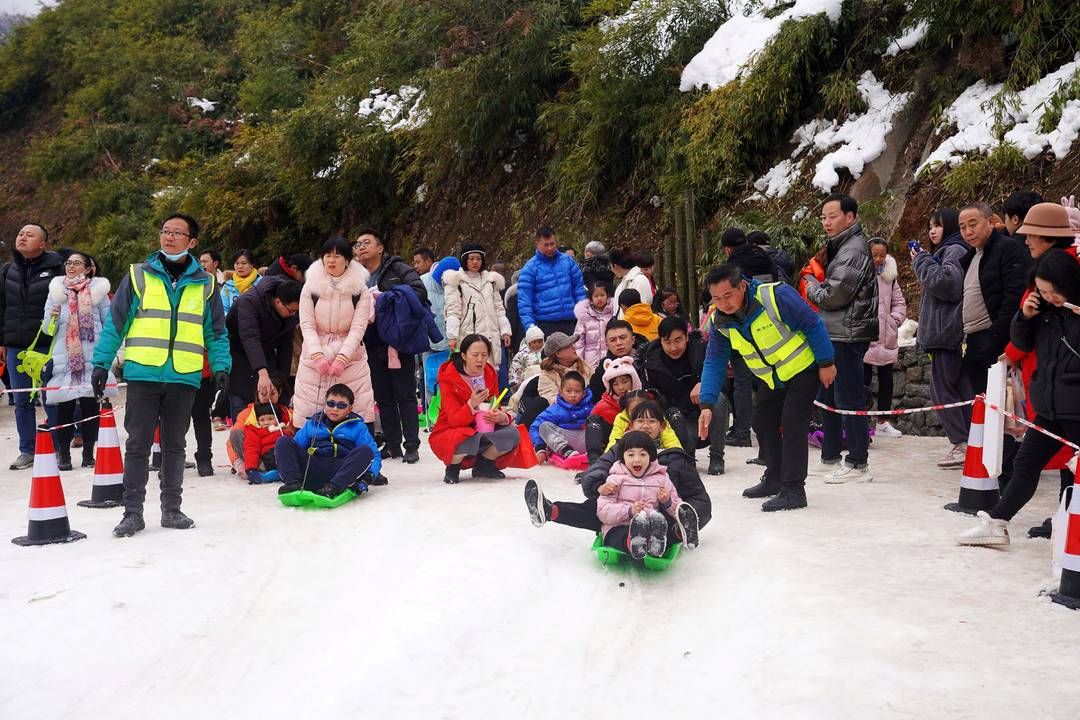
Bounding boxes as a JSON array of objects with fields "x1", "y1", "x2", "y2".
[
  {"x1": 443, "y1": 243, "x2": 512, "y2": 368},
  {"x1": 610, "y1": 247, "x2": 653, "y2": 314},
  {"x1": 42, "y1": 251, "x2": 116, "y2": 470}
]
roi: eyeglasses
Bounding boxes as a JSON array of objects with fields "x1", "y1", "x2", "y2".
[
  {"x1": 160, "y1": 229, "x2": 190, "y2": 239},
  {"x1": 325, "y1": 400, "x2": 350, "y2": 410},
  {"x1": 65, "y1": 260, "x2": 86, "y2": 268},
  {"x1": 354, "y1": 239, "x2": 377, "y2": 248}
]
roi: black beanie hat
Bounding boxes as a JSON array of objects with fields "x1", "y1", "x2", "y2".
[
  {"x1": 619, "y1": 430, "x2": 658, "y2": 462},
  {"x1": 459, "y1": 242, "x2": 487, "y2": 271}
]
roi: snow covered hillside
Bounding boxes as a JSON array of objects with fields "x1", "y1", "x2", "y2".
[{"x1": 0, "y1": 403, "x2": 1076, "y2": 719}]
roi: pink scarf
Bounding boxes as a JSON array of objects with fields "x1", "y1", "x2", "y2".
[{"x1": 64, "y1": 276, "x2": 95, "y2": 381}]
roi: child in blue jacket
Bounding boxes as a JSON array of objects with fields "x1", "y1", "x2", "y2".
[
  {"x1": 530, "y1": 371, "x2": 594, "y2": 463},
  {"x1": 276, "y1": 384, "x2": 382, "y2": 498}
]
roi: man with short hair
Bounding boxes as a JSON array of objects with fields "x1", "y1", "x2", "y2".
[
  {"x1": 355, "y1": 227, "x2": 428, "y2": 464},
  {"x1": 803, "y1": 193, "x2": 879, "y2": 483},
  {"x1": 700, "y1": 264, "x2": 835, "y2": 511},
  {"x1": 92, "y1": 213, "x2": 231, "y2": 536},
  {"x1": 639, "y1": 315, "x2": 729, "y2": 475},
  {"x1": 199, "y1": 249, "x2": 225, "y2": 284},
  {"x1": 412, "y1": 247, "x2": 435, "y2": 275},
  {"x1": 587, "y1": 319, "x2": 643, "y2": 402},
  {"x1": 957, "y1": 202, "x2": 1031, "y2": 394},
  {"x1": 0, "y1": 222, "x2": 65, "y2": 469},
  {"x1": 1001, "y1": 190, "x2": 1044, "y2": 237},
  {"x1": 517, "y1": 226, "x2": 586, "y2": 337}
]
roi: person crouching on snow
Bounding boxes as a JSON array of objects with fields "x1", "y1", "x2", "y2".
[
  {"x1": 595, "y1": 431, "x2": 698, "y2": 559},
  {"x1": 530, "y1": 370, "x2": 593, "y2": 464},
  {"x1": 275, "y1": 383, "x2": 381, "y2": 499}
]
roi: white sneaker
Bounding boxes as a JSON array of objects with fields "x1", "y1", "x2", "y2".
[
  {"x1": 956, "y1": 511, "x2": 1010, "y2": 546},
  {"x1": 876, "y1": 421, "x2": 902, "y2": 438},
  {"x1": 807, "y1": 460, "x2": 841, "y2": 477},
  {"x1": 937, "y1": 443, "x2": 967, "y2": 468},
  {"x1": 824, "y1": 464, "x2": 873, "y2": 484}
]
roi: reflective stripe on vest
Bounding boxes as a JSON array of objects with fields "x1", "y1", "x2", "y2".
[
  {"x1": 125, "y1": 264, "x2": 214, "y2": 374},
  {"x1": 719, "y1": 283, "x2": 815, "y2": 389}
]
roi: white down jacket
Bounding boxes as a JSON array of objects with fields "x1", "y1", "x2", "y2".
[{"x1": 443, "y1": 269, "x2": 512, "y2": 367}]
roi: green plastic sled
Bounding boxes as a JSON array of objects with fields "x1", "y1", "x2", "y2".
[
  {"x1": 277, "y1": 487, "x2": 360, "y2": 509},
  {"x1": 591, "y1": 535, "x2": 681, "y2": 570},
  {"x1": 419, "y1": 394, "x2": 441, "y2": 429}
]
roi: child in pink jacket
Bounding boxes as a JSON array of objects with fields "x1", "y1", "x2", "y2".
[
  {"x1": 573, "y1": 281, "x2": 616, "y2": 369},
  {"x1": 597, "y1": 431, "x2": 696, "y2": 559}
]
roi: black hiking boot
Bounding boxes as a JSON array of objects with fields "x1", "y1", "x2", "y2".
[
  {"x1": 403, "y1": 447, "x2": 420, "y2": 464},
  {"x1": 707, "y1": 457, "x2": 725, "y2": 476},
  {"x1": 746, "y1": 456, "x2": 765, "y2": 466},
  {"x1": 1028, "y1": 517, "x2": 1052, "y2": 539},
  {"x1": 196, "y1": 460, "x2": 214, "y2": 477},
  {"x1": 524, "y1": 479, "x2": 551, "y2": 527},
  {"x1": 675, "y1": 503, "x2": 700, "y2": 549},
  {"x1": 314, "y1": 483, "x2": 342, "y2": 499},
  {"x1": 367, "y1": 473, "x2": 389, "y2": 486},
  {"x1": 113, "y1": 512, "x2": 145, "y2": 537},
  {"x1": 742, "y1": 474, "x2": 780, "y2": 499},
  {"x1": 761, "y1": 490, "x2": 807, "y2": 512},
  {"x1": 443, "y1": 463, "x2": 461, "y2": 484},
  {"x1": 472, "y1": 456, "x2": 506, "y2": 479},
  {"x1": 724, "y1": 431, "x2": 752, "y2": 447},
  {"x1": 161, "y1": 510, "x2": 195, "y2": 529},
  {"x1": 278, "y1": 481, "x2": 303, "y2": 495},
  {"x1": 56, "y1": 449, "x2": 73, "y2": 472},
  {"x1": 381, "y1": 445, "x2": 402, "y2": 460},
  {"x1": 82, "y1": 445, "x2": 95, "y2": 468}
]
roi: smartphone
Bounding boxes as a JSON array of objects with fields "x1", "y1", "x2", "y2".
[{"x1": 907, "y1": 239, "x2": 922, "y2": 253}]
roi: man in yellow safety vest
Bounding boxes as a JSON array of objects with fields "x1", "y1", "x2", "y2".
[
  {"x1": 697, "y1": 264, "x2": 835, "y2": 512},
  {"x1": 92, "y1": 213, "x2": 231, "y2": 537}
]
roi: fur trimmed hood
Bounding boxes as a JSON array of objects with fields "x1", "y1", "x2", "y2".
[
  {"x1": 442, "y1": 268, "x2": 505, "y2": 292},
  {"x1": 574, "y1": 297, "x2": 614, "y2": 321},
  {"x1": 48, "y1": 275, "x2": 110, "y2": 305},
  {"x1": 303, "y1": 258, "x2": 370, "y2": 297},
  {"x1": 876, "y1": 254, "x2": 897, "y2": 284}
]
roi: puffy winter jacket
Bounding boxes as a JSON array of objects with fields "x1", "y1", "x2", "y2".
[
  {"x1": 1010, "y1": 305, "x2": 1080, "y2": 422},
  {"x1": 581, "y1": 253, "x2": 615, "y2": 288},
  {"x1": 912, "y1": 232, "x2": 969, "y2": 351},
  {"x1": 443, "y1": 269, "x2": 511, "y2": 366},
  {"x1": 293, "y1": 412, "x2": 381, "y2": 476},
  {"x1": 604, "y1": 409, "x2": 682, "y2": 452},
  {"x1": 364, "y1": 254, "x2": 428, "y2": 351},
  {"x1": 596, "y1": 460, "x2": 680, "y2": 537},
  {"x1": 573, "y1": 298, "x2": 615, "y2": 368},
  {"x1": 0, "y1": 250, "x2": 65, "y2": 349},
  {"x1": 226, "y1": 276, "x2": 299, "y2": 403},
  {"x1": 536, "y1": 358, "x2": 594, "y2": 405},
  {"x1": 421, "y1": 270, "x2": 449, "y2": 352},
  {"x1": 804, "y1": 222, "x2": 879, "y2": 343},
  {"x1": 220, "y1": 273, "x2": 263, "y2": 315},
  {"x1": 727, "y1": 244, "x2": 778, "y2": 282},
  {"x1": 517, "y1": 250, "x2": 586, "y2": 329},
  {"x1": 623, "y1": 303, "x2": 661, "y2": 341},
  {"x1": 613, "y1": 266, "x2": 654, "y2": 311},
  {"x1": 244, "y1": 423, "x2": 285, "y2": 471},
  {"x1": 638, "y1": 330, "x2": 707, "y2": 415},
  {"x1": 293, "y1": 259, "x2": 374, "y2": 425},
  {"x1": 864, "y1": 255, "x2": 907, "y2": 366},
  {"x1": 590, "y1": 391, "x2": 622, "y2": 425},
  {"x1": 529, "y1": 388, "x2": 594, "y2": 447},
  {"x1": 41, "y1": 276, "x2": 116, "y2": 403},
  {"x1": 958, "y1": 230, "x2": 1031, "y2": 353}
]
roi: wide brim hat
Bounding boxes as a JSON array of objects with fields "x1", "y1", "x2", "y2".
[{"x1": 1017, "y1": 202, "x2": 1075, "y2": 238}]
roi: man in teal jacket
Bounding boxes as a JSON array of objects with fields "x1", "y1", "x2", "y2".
[{"x1": 92, "y1": 214, "x2": 231, "y2": 537}]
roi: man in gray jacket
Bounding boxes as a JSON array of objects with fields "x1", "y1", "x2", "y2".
[{"x1": 803, "y1": 193, "x2": 879, "y2": 483}]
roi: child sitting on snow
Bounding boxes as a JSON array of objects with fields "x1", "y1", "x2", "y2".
[
  {"x1": 244, "y1": 403, "x2": 287, "y2": 484},
  {"x1": 596, "y1": 431, "x2": 696, "y2": 559},
  {"x1": 276, "y1": 384, "x2": 381, "y2": 499},
  {"x1": 226, "y1": 373, "x2": 293, "y2": 481},
  {"x1": 586, "y1": 356, "x2": 641, "y2": 462},
  {"x1": 508, "y1": 325, "x2": 545, "y2": 392},
  {"x1": 530, "y1": 371, "x2": 593, "y2": 464}
]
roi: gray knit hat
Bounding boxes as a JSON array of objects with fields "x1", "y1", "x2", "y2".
[{"x1": 542, "y1": 331, "x2": 578, "y2": 359}]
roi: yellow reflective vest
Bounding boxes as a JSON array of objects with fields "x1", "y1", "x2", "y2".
[
  {"x1": 124, "y1": 264, "x2": 214, "y2": 374},
  {"x1": 719, "y1": 283, "x2": 815, "y2": 389}
]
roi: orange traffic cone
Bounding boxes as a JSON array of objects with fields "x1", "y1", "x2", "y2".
[
  {"x1": 1051, "y1": 467, "x2": 1080, "y2": 609},
  {"x1": 78, "y1": 401, "x2": 123, "y2": 509},
  {"x1": 150, "y1": 425, "x2": 161, "y2": 471},
  {"x1": 12, "y1": 425, "x2": 87, "y2": 546},
  {"x1": 944, "y1": 397, "x2": 1000, "y2": 515}
]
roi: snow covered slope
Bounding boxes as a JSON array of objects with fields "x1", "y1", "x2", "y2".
[{"x1": 0, "y1": 406, "x2": 1076, "y2": 719}]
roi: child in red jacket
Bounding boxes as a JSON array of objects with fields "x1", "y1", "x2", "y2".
[
  {"x1": 244, "y1": 403, "x2": 288, "y2": 483},
  {"x1": 585, "y1": 356, "x2": 641, "y2": 462}
]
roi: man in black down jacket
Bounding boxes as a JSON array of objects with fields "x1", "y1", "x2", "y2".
[
  {"x1": 355, "y1": 228, "x2": 428, "y2": 464},
  {"x1": 804, "y1": 193, "x2": 878, "y2": 482},
  {"x1": 957, "y1": 202, "x2": 1031, "y2": 394},
  {"x1": 0, "y1": 224, "x2": 65, "y2": 469},
  {"x1": 225, "y1": 276, "x2": 302, "y2": 416}
]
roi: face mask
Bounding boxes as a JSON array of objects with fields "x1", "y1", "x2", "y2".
[{"x1": 161, "y1": 250, "x2": 189, "y2": 262}]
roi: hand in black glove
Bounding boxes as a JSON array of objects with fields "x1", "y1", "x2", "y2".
[
  {"x1": 215, "y1": 371, "x2": 229, "y2": 395},
  {"x1": 91, "y1": 366, "x2": 109, "y2": 398}
]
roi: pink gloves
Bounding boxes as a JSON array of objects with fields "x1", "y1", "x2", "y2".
[
  {"x1": 329, "y1": 358, "x2": 347, "y2": 377},
  {"x1": 314, "y1": 356, "x2": 332, "y2": 375}
]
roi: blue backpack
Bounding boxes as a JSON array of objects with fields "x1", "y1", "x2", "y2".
[{"x1": 375, "y1": 285, "x2": 443, "y2": 355}]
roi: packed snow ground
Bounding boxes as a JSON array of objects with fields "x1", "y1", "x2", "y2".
[{"x1": 1, "y1": 400, "x2": 1078, "y2": 719}]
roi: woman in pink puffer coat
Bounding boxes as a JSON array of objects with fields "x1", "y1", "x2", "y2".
[
  {"x1": 863, "y1": 241, "x2": 907, "y2": 436},
  {"x1": 293, "y1": 239, "x2": 375, "y2": 427}
]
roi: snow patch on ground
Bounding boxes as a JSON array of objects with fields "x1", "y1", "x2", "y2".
[
  {"x1": 883, "y1": 20, "x2": 928, "y2": 57},
  {"x1": 600, "y1": 0, "x2": 725, "y2": 76},
  {"x1": 750, "y1": 72, "x2": 909, "y2": 197},
  {"x1": 680, "y1": 0, "x2": 844, "y2": 91},
  {"x1": 357, "y1": 85, "x2": 428, "y2": 132},
  {"x1": 186, "y1": 97, "x2": 218, "y2": 113},
  {"x1": 919, "y1": 53, "x2": 1080, "y2": 174}
]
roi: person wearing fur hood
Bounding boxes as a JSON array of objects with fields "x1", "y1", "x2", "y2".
[
  {"x1": 292, "y1": 238, "x2": 375, "y2": 428},
  {"x1": 443, "y1": 243, "x2": 512, "y2": 367},
  {"x1": 572, "y1": 280, "x2": 616, "y2": 369},
  {"x1": 41, "y1": 249, "x2": 116, "y2": 469},
  {"x1": 863, "y1": 240, "x2": 907, "y2": 437}
]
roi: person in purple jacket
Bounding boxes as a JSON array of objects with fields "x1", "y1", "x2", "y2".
[{"x1": 697, "y1": 264, "x2": 835, "y2": 512}]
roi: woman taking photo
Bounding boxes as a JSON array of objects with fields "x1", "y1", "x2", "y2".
[
  {"x1": 958, "y1": 249, "x2": 1080, "y2": 546},
  {"x1": 42, "y1": 251, "x2": 116, "y2": 470},
  {"x1": 292, "y1": 238, "x2": 375, "y2": 428},
  {"x1": 442, "y1": 243, "x2": 511, "y2": 368},
  {"x1": 429, "y1": 334, "x2": 533, "y2": 484}
]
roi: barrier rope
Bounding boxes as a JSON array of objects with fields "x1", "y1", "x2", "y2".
[
  {"x1": 44, "y1": 405, "x2": 124, "y2": 432},
  {"x1": 812, "y1": 398, "x2": 975, "y2": 416},
  {"x1": 1, "y1": 381, "x2": 126, "y2": 395},
  {"x1": 976, "y1": 395, "x2": 1080, "y2": 453}
]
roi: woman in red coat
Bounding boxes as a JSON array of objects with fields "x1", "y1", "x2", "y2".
[{"x1": 429, "y1": 334, "x2": 537, "y2": 484}]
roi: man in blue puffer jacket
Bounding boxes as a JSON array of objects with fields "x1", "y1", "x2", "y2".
[
  {"x1": 530, "y1": 371, "x2": 594, "y2": 462},
  {"x1": 517, "y1": 226, "x2": 586, "y2": 337}
]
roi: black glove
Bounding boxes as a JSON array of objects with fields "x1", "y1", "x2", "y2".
[
  {"x1": 91, "y1": 366, "x2": 109, "y2": 399},
  {"x1": 215, "y1": 371, "x2": 229, "y2": 395}
]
